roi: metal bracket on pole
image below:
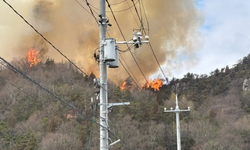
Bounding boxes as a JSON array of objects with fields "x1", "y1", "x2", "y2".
[
  {"x1": 116, "y1": 41, "x2": 149, "y2": 44},
  {"x1": 98, "y1": 102, "x2": 130, "y2": 108},
  {"x1": 109, "y1": 139, "x2": 121, "y2": 148},
  {"x1": 164, "y1": 107, "x2": 190, "y2": 113},
  {"x1": 108, "y1": 102, "x2": 130, "y2": 108}
]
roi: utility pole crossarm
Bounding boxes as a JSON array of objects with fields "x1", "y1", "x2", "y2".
[
  {"x1": 164, "y1": 107, "x2": 190, "y2": 113},
  {"x1": 116, "y1": 40, "x2": 149, "y2": 44},
  {"x1": 108, "y1": 102, "x2": 130, "y2": 108}
]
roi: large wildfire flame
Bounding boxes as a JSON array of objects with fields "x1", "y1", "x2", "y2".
[
  {"x1": 27, "y1": 48, "x2": 40, "y2": 67},
  {"x1": 120, "y1": 81, "x2": 127, "y2": 91},
  {"x1": 143, "y1": 78, "x2": 163, "y2": 91},
  {"x1": 120, "y1": 78, "x2": 163, "y2": 91}
]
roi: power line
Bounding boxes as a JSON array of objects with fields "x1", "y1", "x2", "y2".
[
  {"x1": 81, "y1": 0, "x2": 99, "y2": 24},
  {"x1": 105, "y1": 0, "x2": 158, "y2": 99},
  {"x1": 0, "y1": 57, "x2": 77, "y2": 110},
  {"x1": 130, "y1": 0, "x2": 145, "y2": 34},
  {"x1": 0, "y1": 75, "x2": 53, "y2": 110},
  {"x1": 148, "y1": 43, "x2": 168, "y2": 80},
  {"x1": 4, "y1": 0, "x2": 156, "y2": 147},
  {"x1": 129, "y1": 0, "x2": 168, "y2": 81},
  {"x1": 116, "y1": 45, "x2": 149, "y2": 97},
  {"x1": 74, "y1": 0, "x2": 93, "y2": 16},
  {"x1": 4, "y1": 1, "x2": 137, "y2": 149},
  {"x1": 1, "y1": 0, "x2": 108, "y2": 102},
  {"x1": 119, "y1": 55, "x2": 140, "y2": 85},
  {"x1": 109, "y1": 0, "x2": 127, "y2": 5},
  {"x1": 82, "y1": 0, "x2": 147, "y2": 96},
  {"x1": 119, "y1": 58, "x2": 143, "y2": 92},
  {"x1": 3, "y1": 0, "x2": 89, "y2": 77},
  {"x1": 0, "y1": 74, "x2": 101, "y2": 149},
  {"x1": 125, "y1": 0, "x2": 140, "y2": 28},
  {"x1": 0, "y1": 56, "x2": 129, "y2": 119},
  {"x1": 75, "y1": 0, "x2": 112, "y2": 37},
  {"x1": 0, "y1": 74, "x2": 109, "y2": 150},
  {"x1": 4, "y1": 0, "x2": 166, "y2": 90},
  {"x1": 140, "y1": 0, "x2": 149, "y2": 34},
  {"x1": 0, "y1": 56, "x2": 129, "y2": 150},
  {"x1": 0, "y1": 75, "x2": 76, "y2": 126},
  {"x1": 90, "y1": 0, "x2": 140, "y2": 13}
]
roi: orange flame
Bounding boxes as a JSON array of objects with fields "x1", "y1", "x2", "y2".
[
  {"x1": 120, "y1": 81, "x2": 127, "y2": 91},
  {"x1": 27, "y1": 48, "x2": 40, "y2": 67},
  {"x1": 143, "y1": 78, "x2": 163, "y2": 91}
]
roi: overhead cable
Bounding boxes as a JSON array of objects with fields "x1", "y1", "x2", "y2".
[
  {"x1": 0, "y1": 56, "x2": 128, "y2": 150},
  {"x1": 74, "y1": 0, "x2": 93, "y2": 16},
  {"x1": 2, "y1": 0, "x2": 89, "y2": 77},
  {"x1": 90, "y1": 0, "x2": 139, "y2": 13},
  {"x1": 0, "y1": 75, "x2": 52, "y2": 109},
  {"x1": 141, "y1": 0, "x2": 149, "y2": 34},
  {"x1": 125, "y1": 0, "x2": 140, "y2": 27},
  {"x1": 0, "y1": 57, "x2": 76, "y2": 110},
  {"x1": 106, "y1": 0, "x2": 149, "y2": 83},
  {"x1": 130, "y1": 0, "x2": 168, "y2": 81},
  {"x1": 82, "y1": 0, "x2": 99, "y2": 24}
]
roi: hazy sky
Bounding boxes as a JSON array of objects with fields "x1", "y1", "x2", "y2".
[
  {"x1": 171, "y1": 0, "x2": 250, "y2": 78},
  {"x1": 0, "y1": 0, "x2": 201, "y2": 84},
  {"x1": 1, "y1": 0, "x2": 250, "y2": 82}
]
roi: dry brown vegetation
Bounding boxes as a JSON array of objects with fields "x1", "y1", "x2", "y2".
[{"x1": 1, "y1": 55, "x2": 250, "y2": 149}]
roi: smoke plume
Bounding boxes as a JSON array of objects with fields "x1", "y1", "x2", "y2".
[{"x1": 0, "y1": 0, "x2": 202, "y2": 84}]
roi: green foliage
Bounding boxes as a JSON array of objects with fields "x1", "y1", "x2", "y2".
[
  {"x1": 240, "y1": 92, "x2": 250, "y2": 113},
  {"x1": 10, "y1": 130, "x2": 38, "y2": 150},
  {"x1": 0, "y1": 126, "x2": 38, "y2": 150},
  {"x1": 75, "y1": 124, "x2": 89, "y2": 143},
  {"x1": 42, "y1": 117, "x2": 49, "y2": 131},
  {"x1": 0, "y1": 122, "x2": 8, "y2": 133}
]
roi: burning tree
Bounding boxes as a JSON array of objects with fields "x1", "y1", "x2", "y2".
[
  {"x1": 142, "y1": 78, "x2": 163, "y2": 91},
  {"x1": 27, "y1": 48, "x2": 40, "y2": 67}
]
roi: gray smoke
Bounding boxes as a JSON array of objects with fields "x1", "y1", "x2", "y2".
[{"x1": 0, "y1": 0, "x2": 202, "y2": 84}]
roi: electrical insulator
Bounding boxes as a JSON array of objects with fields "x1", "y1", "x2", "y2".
[
  {"x1": 145, "y1": 35, "x2": 149, "y2": 40},
  {"x1": 133, "y1": 32, "x2": 137, "y2": 42},
  {"x1": 137, "y1": 31, "x2": 142, "y2": 41},
  {"x1": 137, "y1": 31, "x2": 142, "y2": 36}
]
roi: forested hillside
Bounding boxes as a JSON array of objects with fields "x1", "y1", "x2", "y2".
[{"x1": 1, "y1": 54, "x2": 250, "y2": 150}]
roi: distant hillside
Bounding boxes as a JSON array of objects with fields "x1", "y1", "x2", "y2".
[{"x1": 1, "y1": 55, "x2": 250, "y2": 150}]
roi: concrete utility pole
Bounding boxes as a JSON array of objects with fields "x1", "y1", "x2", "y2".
[
  {"x1": 98, "y1": 1, "x2": 148, "y2": 149},
  {"x1": 98, "y1": 1, "x2": 131, "y2": 150},
  {"x1": 164, "y1": 94, "x2": 190, "y2": 150},
  {"x1": 99, "y1": 0, "x2": 108, "y2": 149}
]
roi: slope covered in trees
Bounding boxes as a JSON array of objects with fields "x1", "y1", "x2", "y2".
[{"x1": 1, "y1": 54, "x2": 250, "y2": 150}]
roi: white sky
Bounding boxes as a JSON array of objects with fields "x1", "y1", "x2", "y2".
[{"x1": 170, "y1": 0, "x2": 250, "y2": 78}]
